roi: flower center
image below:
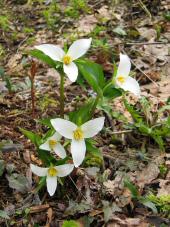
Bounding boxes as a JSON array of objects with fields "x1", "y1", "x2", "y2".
[
  {"x1": 117, "y1": 76, "x2": 125, "y2": 84},
  {"x1": 73, "y1": 128, "x2": 84, "y2": 140},
  {"x1": 49, "y1": 139, "x2": 57, "y2": 149},
  {"x1": 48, "y1": 167, "x2": 57, "y2": 177},
  {"x1": 63, "y1": 55, "x2": 72, "y2": 65}
]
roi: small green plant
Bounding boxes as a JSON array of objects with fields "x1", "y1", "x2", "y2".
[
  {"x1": 42, "y1": 2, "x2": 60, "y2": 30},
  {"x1": 64, "y1": 0, "x2": 90, "y2": 19},
  {"x1": 0, "y1": 15, "x2": 10, "y2": 31},
  {"x1": 123, "y1": 97, "x2": 170, "y2": 150},
  {"x1": 25, "y1": 37, "x2": 141, "y2": 197},
  {"x1": 146, "y1": 194, "x2": 170, "y2": 218}
]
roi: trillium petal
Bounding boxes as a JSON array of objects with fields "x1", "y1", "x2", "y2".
[
  {"x1": 63, "y1": 62, "x2": 78, "y2": 82},
  {"x1": 54, "y1": 143, "x2": 67, "y2": 159},
  {"x1": 119, "y1": 76, "x2": 141, "y2": 97},
  {"x1": 55, "y1": 164, "x2": 74, "y2": 177},
  {"x1": 46, "y1": 176, "x2": 57, "y2": 196},
  {"x1": 30, "y1": 164, "x2": 48, "y2": 177},
  {"x1": 71, "y1": 139, "x2": 86, "y2": 167},
  {"x1": 116, "y1": 53, "x2": 131, "y2": 78},
  {"x1": 35, "y1": 44, "x2": 65, "y2": 61},
  {"x1": 82, "y1": 117, "x2": 105, "y2": 138},
  {"x1": 39, "y1": 140, "x2": 50, "y2": 151},
  {"x1": 67, "y1": 38, "x2": 92, "y2": 60},
  {"x1": 39, "y1": 132, "x2": 62, "y2": 151},
  {"x1": 51, "y1": 118, "x2": 77, "y2": 139}
]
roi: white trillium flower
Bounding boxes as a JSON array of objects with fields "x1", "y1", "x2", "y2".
[
  {"x1": 35, "y1": 38, "x2": 92, "y2": 82},
  {"x1": 51, "y1": 117, "x2": 105, "y2": 167},
  {"x1": 39, "y1": 132, "x2": 66, "y2": 159},
  {"x1": 31, "y1": 163, "x2": 74, "y2": 196},
  {"x1": 115, "y1": 54, "x2": 141, "y2": 97}
]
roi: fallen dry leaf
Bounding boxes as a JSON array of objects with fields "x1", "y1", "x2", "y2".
[{"x1": 136, "y1": 163, "x2": 160, "y2": 189}]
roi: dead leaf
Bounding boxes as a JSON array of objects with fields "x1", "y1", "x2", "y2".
[
  {"x1": 157, "y1": 179, "x2": 170, "y2": 196},
  {"x1": 136, "y1": 163, "x2": 160, "y2": 189},
  {"x1": 138, "y1": 27, "x2": 157, "y2": 41},
  {"x1": 77, "y1": 15, "x2": 97, "y2": 34}
]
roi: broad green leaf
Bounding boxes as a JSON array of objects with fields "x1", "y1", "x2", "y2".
[
  {"x1": 85, "y1": 140, "x2": 103, "y2": 166},
  {"x1": 0, "y1": 210, "x2": 10, "y2": 219},
  {"x1": 124, "y1": 178, "x2": 139, "y2": 199},
  {"x1": 140, "y1": 199, "x2": 157, "y2": 214},
  {"x1": 103, "y1": 82, "x2": 122, "y2": 99},
  {"x1": 77, "y1": 60, "x2": 105, "y2": 97},
  {"x1": 29, "y1": 49, "x2": 61, "y2": 69},
  {"x1": 69, "y1": 98, "x2": 95, "y2": 125},
  {"x1": 20, "y1": 128, "x2": 42, "y2": 147}
]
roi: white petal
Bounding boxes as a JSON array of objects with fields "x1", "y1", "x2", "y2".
[
  {"x1": 53, "y1": 143, "x2": 67, "y2": 159},
  {"x1": 119, "y1": 76, "x2": 141, "y2": 97},
  {"x1": 81, "y1": 117, "x2": 105, "y2": 138},
  {"x1": 67, "y1": 38, "x2": 92, "y2": 60},
  {"x1": 63, "y1": 62, "x2": 78, "y2": 82},
  {"x1": 39, "y1": 132, "x2": 61, "y2": 151},
  {"x1": 116, "y1": 53, "x2": 131, "y2": 78},
  {"x1": 55, "y1": 164, "x2": 74, "y2": 177},
  {"x1": 71, "y1": 139, "x2": 86, "y2": 167},
  {"x1": 46, "y1": 176, "x2": 57, "y2": 196},
  {"x1": 50, "y1": 118, "x2": 77, "y2": 139},
  {"x1": 30, "y1": 164, "x2": 48, "y2": 177},
  {"x1": 39, "y1": 140, "x2": 50, "y2": 151},
  {"x1": 35, "y1": 44, "x2": 65, "y2": 61}
]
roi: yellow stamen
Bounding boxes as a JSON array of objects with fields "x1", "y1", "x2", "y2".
[
  {"x1": 48, "y1": 167, "x2": 57, "y2": 177},
  {"x1": 49, "y1": 139, "x2": 57, "y2": 149},
  {"x1": 63, "y1": 55, "x2": 72, "y2": 65},
  {"x1": 73, "y1": 128, "x2": 84, "y2": 140},
  {"x1": 117, "y1": 76, "x2": 125, "y2": 84}
]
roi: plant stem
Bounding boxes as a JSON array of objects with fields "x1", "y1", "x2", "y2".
[
  {"x1": 90, "y1": 95, "x2": 100, "y2": 117},
  {"x1": 31, "y1": 79, "x2": 35, "y2": 118},
  {"x1": 60, "y1": 72, "x2": 65, "y2": 118}
]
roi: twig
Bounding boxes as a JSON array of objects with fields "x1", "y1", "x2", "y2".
[
  {"x1": 69, "y1": 176, "x2": 87, "y2": 200},
  {"x1": 126, "y1": 42, "x2": 168, "y2": 45},
  {"x1": 110, "y1": 130, "x2": 132, "y2": 134}
]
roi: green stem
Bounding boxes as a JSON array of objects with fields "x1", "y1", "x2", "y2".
[
  {"x1": 60, "y1": 72, "x2": 65, "y2": 118},
  {"x1": 90, "y1": 95, "x2": 100, "y2": 117}
]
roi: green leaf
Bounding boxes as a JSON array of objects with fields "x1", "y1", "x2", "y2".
[
  {"x1": 29, "y1": 49, "x2": 60, "y2": 69},
  {"x1": 6, "y1": 173, "x2": 31, "y2": 193},
  {"x1": 20, "y1": 128, "x2": 41, "y2": 148},
  {"x1": 124, "y1": 99, "x2": 143, "y2": 123},
  {"x1": 0, "y1": 210, "x2": 10, "y2": 219},
  {"x1": 77, "y1": 60, "x2": 105, "y2": 97},
  {"x1": 85, "y1": 140, "x2": 103, "y2": 166},
  {"x1": 62, "y1": 220, "x2": 80, "y2": 227},
  {"x1": 69, "y1": 98, "x2": 95, "y2": 125},
  {"x1": 113, "y1": 26, "x2": 127, "y2": 36},
  {"x1": 140, "y1": 198, "x2": 158, "y2": 214},
  {"x1": 124, "y1": 178, "x2": 139, "y2": 199},
  {"x1": 103, "y1": 82, "x2": 122, "y2": 99}
]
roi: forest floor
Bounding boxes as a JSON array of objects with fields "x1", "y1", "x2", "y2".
[{"x1": 0, "y1": 0, "x2": 170, "y2": 226}]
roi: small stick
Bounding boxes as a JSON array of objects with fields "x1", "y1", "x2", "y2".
[
  {"x1": 29, "y1": 204, "x2": 50, "y2": 214},
  {"x1": 69, "y1": 176, "x2": 87, "y2": 200},
  {"x1": 30, "y1": 60, "x2": 37, "y2": 118}
]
